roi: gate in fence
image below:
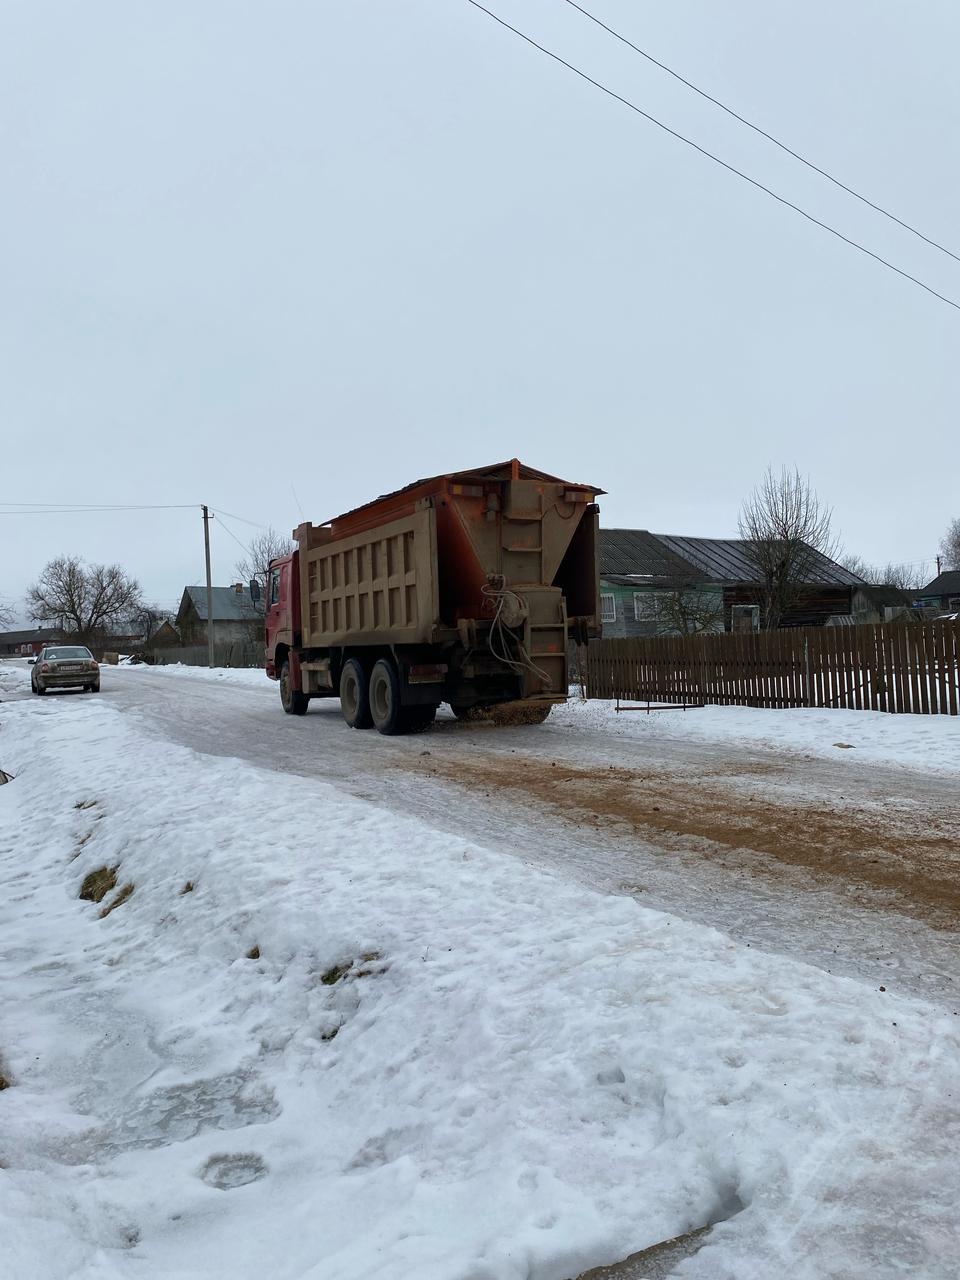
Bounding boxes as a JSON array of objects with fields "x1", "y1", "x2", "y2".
[{"x1": 582, "y1": 619, "x2": 960, "y2": 715}]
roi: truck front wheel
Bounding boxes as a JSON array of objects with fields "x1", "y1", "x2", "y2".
[
  {"x1": 280, "y1": 661, "x2": 309, "y2": 716},
  {"x1": 339, "y1": 658, "x2": 373, "y2": 729}
]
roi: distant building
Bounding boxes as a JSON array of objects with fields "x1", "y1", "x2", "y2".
[
  {"x1": 849, "y1": 584, "x2": 916, "y2": 626},
  {"x1": 0, "y1": 627, "x2": 66, "y2": 657},
  {"x1": 146, "y1": 620, "x2": 181, "y2": 648},
  {"x1": 175, "y1": 585, "x2": 262, "y2": 646},
  {"x1": 915, "y1": 571, "x2": 960, "y2": 614},
  {"x1": 599, "y1": 530, "x2": 864, "y2": 636}
]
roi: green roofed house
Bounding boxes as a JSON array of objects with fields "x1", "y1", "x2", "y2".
[{"x1": 599, "y1": 530, "x2": 865, "y2": 636}]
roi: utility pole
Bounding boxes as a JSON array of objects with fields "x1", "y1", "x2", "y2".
[{"x1": 202, "y1": 505, "x2": 215, "y2": 669}]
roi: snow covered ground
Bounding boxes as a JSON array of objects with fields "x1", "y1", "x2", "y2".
[
  {"x1": 2, "y1": 676, "x2": 960, "y2": 1278},
  {"x1": 553, "y1": 698, "x2": 960, "y2": 776}
]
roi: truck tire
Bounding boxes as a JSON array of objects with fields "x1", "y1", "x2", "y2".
[
  {"x1": 280, "y1": 661, "x2": 309, "y2": 716},
  {"x1": 339, "y1": 658, "x2": 373, "y2": 729},
  {"x1": 368, "y1": 658, "x2": 406, "y2": 735}
]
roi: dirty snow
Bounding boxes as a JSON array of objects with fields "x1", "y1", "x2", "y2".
[{"x1": 1, "y1": 680, "x2": 959, "y2": 1278}]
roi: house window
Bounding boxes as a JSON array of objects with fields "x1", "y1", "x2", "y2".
[
  {"x1": 731, "y1": 604, "x2": 760, "y2": 634},
  {"x1": 633, "y1": 593, "x2": 657, "y2": 621},
  {"x1": 600, "y1": 592, "x2": 616, "y2": 622},
  {"x1": 949, "y1": 597, "x2": 960, "y2": 611}
]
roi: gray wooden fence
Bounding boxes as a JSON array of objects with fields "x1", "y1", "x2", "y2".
[{"x1": 145, "y1": 640, "x2": 263, "y2": 669}]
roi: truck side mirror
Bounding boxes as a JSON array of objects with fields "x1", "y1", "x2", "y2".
[{"x1": 249, "y1": 579, "x2": 261, "y2": 604}]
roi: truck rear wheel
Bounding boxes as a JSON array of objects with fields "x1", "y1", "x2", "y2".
[
  {"x1": 369, "y1": 659, "x2": 403, "y2": 735},
  {"x1": 280, "y1": 661, "x2": 309, "y2": 716},
  {"x1": 339, "y1": 658, "x2": 373, "y2": 729}
]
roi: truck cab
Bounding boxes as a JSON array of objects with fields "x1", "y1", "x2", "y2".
[{"x1": 264, "y1": 551, "x2": 299, "y2": 681}]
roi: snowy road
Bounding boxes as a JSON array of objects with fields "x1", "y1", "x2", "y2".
[{"x1": 35, "y1": 662, "x2": 960, "y2": 1010}]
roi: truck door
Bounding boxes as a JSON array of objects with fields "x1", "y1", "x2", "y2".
[{"x1": 265, "y1": 563, "x2": 284, "y2": 676}]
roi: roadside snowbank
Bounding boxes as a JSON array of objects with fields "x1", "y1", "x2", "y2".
[
  {"x1": 1, "y1": 695, "x2": 958, "y2": 1278},
  {"x1": 552, "y1": 696, "x2": 960, "y2": 775},
  {"x1": 111, "y1": 661, "x2": 271, "y2": 688}
]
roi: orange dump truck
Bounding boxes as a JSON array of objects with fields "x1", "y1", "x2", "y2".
[{"x1": 264, "y1": 459, "x2": 602, "y2": 734}]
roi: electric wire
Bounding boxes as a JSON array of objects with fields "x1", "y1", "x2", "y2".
[
  {"x1": 465, "y1": 0, "x2": 960, "y2": 313},
  {"x1": 562, "y1": 0, "x2": 960, "y2": 266},
  {"x1": 0, "y1": 503, "x2": 201, "y2": 515},
  {"x1": 212, "y1": 511, "x2": 255, "y2": 559}
]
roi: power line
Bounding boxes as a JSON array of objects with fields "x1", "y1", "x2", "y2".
[
  {"x1": 0, "y1": 503, "x2": 200, "y2": 515},
  {"x1": 464, "y1": 0, "x2": 960, "y2": 313},
  {"x1": 0, "y1": 502, "x2": 269, "y2": 525},
  {"x1": 211, "y1": 507, "x2": 268, "y2": 530},
  {"x1": 212, "y1": 511, "x2": 253, "y2": 558},
  {"x1": 562, "y1": 0, "x2": 960, "y2": 267}
]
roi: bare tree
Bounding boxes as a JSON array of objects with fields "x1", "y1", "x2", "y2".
[
  {"x1": 27, "y1": 557, "x2": 142, "y2": 645},
  {"x1": 0, "y1": 601, "x2": 14, "y2": 629},
  {"x1": 234, "y1": 527, "x2": 294, "y2": 608},
  {"x1": 128, "y1": 602, "x2": 174, "y2": 640},
  {"x1": 872, "y1": 562, "x2": 924, "y2": 592},
  {"x1": 839, "y1": 554, "x2": 922, "y2": 591},
  {"x1": 838, "y1": 552, "x2": 872, "y2": 581},
  {"x1": 738, "y1": 467, "x2": 838, "y2": 630},
  {"x1": 643, "y1": 588, "x2": 725, "y2": 636},
  {"x1": 941, "y1": 517, "x2": 960, "y2": 571}
]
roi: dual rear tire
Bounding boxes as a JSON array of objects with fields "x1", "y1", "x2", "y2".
[{"x1": 343, "y1": 658, "x2": 436, "y2": 736}]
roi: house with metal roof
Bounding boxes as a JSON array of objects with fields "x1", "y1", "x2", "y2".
[
  {"x1": 915, "y1": 570, "x2": 960, "y2": 614},
  {"x1": 599, "y1": 530, "x2": 865, "y2": 636},
  {"x1": 175, "y1": 585, "x2": 262, "y2": 646},
  {"x1": 0, "y1": 627, "x2": 66, "y2": 657}
]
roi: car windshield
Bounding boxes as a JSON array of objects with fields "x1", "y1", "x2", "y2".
[{"x1": 44, "y1": 647, "x2": 93, "y2": 660}]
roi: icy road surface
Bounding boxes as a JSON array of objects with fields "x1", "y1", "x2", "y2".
[{"x1": 17, "y1": 660, "x2": 960, "y2": 1010}]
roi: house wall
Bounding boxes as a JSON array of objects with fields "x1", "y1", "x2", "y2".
[
  {"x1": 722, "y1": 584, "x2": 855, "y2": 629},
  {"x1": 599, "y1": 581, "x2": 724, "y2": 638},
  {"x1": 179, "y1": 615, "x2": 261, "y2": 646}
]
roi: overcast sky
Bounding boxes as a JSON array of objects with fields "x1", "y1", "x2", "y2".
[{"x1": 2, "y1": 0, "x2": 958, "y2": 621}]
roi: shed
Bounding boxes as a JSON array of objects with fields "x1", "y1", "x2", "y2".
[{"x1": 175, "y1": 586, "x2": 262, "y2": 645}]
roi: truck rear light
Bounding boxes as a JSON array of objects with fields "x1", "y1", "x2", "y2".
[{"x1": 408, "y1": 663, "x2": 448, "y2": 684}]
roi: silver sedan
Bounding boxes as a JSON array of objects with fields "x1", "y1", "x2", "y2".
[{"x1": 30, "y1": 645, "x2": 100, "y2": 695}]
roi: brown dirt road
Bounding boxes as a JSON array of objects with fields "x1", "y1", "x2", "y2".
[{"x1": 404, "y1": 749, "x2": 960, "y2": 931}]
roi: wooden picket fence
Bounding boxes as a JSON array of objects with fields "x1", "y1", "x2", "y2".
[{"x1": 582, "y1": 618, "x2": 960, "y2": 715}]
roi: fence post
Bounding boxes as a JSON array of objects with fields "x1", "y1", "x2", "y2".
[{"x1": 804, "y1": 634, "x2": 813, "y2": 707}]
